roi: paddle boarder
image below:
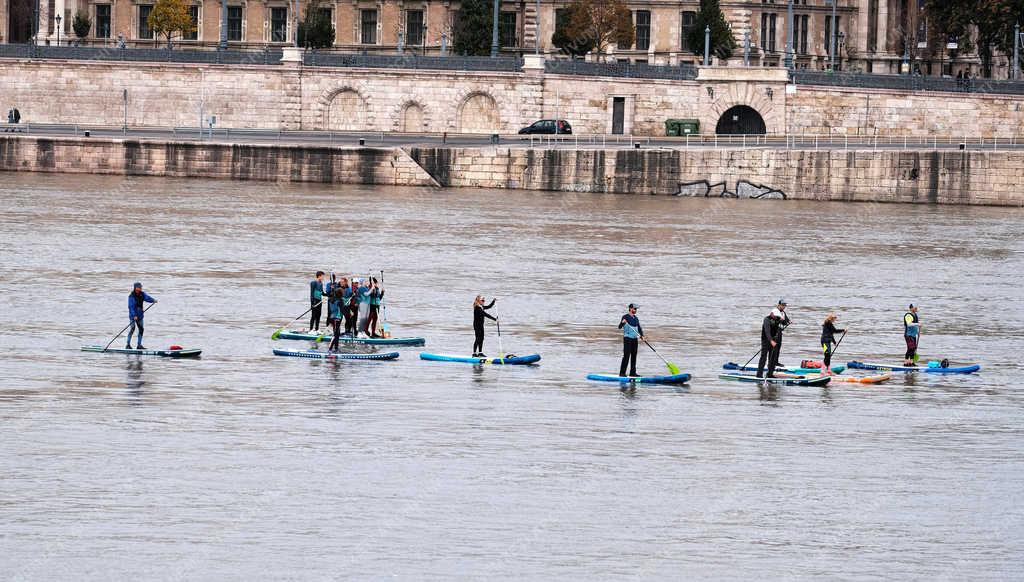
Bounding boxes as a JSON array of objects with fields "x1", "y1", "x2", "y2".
[
  {"x1": 756, "y1": 300, "x2": 790, "y2": 378},
  {"x1": 820, "y1": 312, "x2": 846, "y2": 375},
  {"x1": 367, "y1": 277, "x2": 384, "y2": 338},
  {"x1": 903, "y1": 304, "x2": 921, "y2": 366},
  {"x1": 327, "y1": 284, "x2": 345, "y2": 352},
  {"x1": 472, "y1": 295, "x2": 497, "y2": 357},
  {"x1": 126, "y1": 282, "x2": 156, "y2": 350},
  {"x1": 309, "y1": 271, "x2": 325, "y2": 333},
  {"x1": 618, "y1": 303, "x2": 644, "y2": 377}
]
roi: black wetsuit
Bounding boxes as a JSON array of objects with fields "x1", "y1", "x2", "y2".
[
  {"x1": 756, "y1": 316, "x2": 778, "y2": 378},
  {"x1": 618, "y1": 314, "x2": 644, "y2": 377},
  {"x1": 473, "y1": 300, "x2": 496, "y2": 354},
  {"x1": 820, "y1": 321, "x2": 846, "y2": 369}
]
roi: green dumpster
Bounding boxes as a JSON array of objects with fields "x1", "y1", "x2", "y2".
[
  {"x1": 678, "y1": 119, "x2": 700, "y2": 135},
  {"x1": 664, "y1": 120, "x2": 680, "y2": 136}
]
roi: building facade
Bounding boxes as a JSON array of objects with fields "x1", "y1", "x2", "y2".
[{"x1": 0, "y1": 0, "x2": 1010, "y2": 77}]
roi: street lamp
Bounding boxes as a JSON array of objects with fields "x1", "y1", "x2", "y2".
[
  {"x1": 490, "y1": 0, "x2": 499, "y2": 57},
  {"x1": 54, "y1": 14, "x2": 61, "y2": 46}
]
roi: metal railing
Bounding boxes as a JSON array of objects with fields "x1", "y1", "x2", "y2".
[
  {"x1": 0, "y1": 43, "x2": 282, "y2": 65},
  {"x1": 792, "y1": 70, "x2": 1024, "y2": 96},
  {"x1": 303, "y1": 52, "x2": 523, "y2": 72},
  {"x1": 545, "y1": 59, "x2": 699, "y2": 81}
]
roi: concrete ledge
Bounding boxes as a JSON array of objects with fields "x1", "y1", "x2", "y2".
[{"x1": 698, "y1": 66, "x2": 791, "y2": 83}]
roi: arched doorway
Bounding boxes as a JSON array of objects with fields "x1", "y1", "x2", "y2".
[
  {"x1": 401, "y1": 103, "x2": 424, "y2": 133},
  {"x1": 458, "y1": 93, "x2": 499, "y2": 134},
  {"x1": 7, "y1": 0, "x2": 35, "y2": 43},
  {"x1": 325, "y1": 89, "x2": 366, "y2": 131},
  {"x1": 715, "y1": 105, "x2": 767, "y2": 135}
]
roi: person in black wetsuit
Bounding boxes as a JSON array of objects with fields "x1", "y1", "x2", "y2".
[
  {"x1": 472, "y1": 295, "x2": 497, "y2": 356},
  {"x1": 757, "y1": 299, "x2": 791, "y2": 378},
  {"x1": 820, "y1": 312, "x2": 846, "y2": 375}
]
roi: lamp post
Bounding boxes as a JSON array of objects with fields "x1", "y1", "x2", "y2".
[
  {"x1": 703, "y1": 25, "x2": 710, "y2": 66},
  {"x1": 55, "y1": 14, "x2": 61, "y2": 46},
  {"x1": 837, "y1": 31, "x2": 845, "y2": 71},
  {"x1": 743, "y1": 30, "x2": 750, "y2": 66},
  {"x1": 219, "y1": 0, "x2": 228, "y2": 50},
  {"x1": 828, "y1": 0, "x2": 837, "y2": 72},
  {"x1": 784, "y1": 0, "x2": 794, "y2": 70},
  {"x1": 902, "y1": 44, "x2": 910, "y2": 75},
  {"x1": 490, "y1": 0, "x2": 499, "y2": 57}
]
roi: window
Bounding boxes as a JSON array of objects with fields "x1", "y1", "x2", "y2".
[
  {"x1": 499, "y1": 12, "x2": 517, "y2": 47},
  {"x1": 799, "y1": 14, "x2": 808, "y2": 54},
  {"x1": 824, "y1": 14, "x2": 840, "y2": 55},
  {"x1": 867, "y1": 0, "x2": 878, "y2": 52},
  {"x1": 271, "y1": 7, "x2": 288, "y2": 42},
  {"x1": 95, "y1": 4, "x2": 111, "y2": 38},
  {"x1": 680, "y1": 11, "x2": 696, "y2": 52},
  {"x1": 760, "y1": 13, "x2": 776, "y2": 53},
  {"x1": 138, "y1": 4, "x2": 153, "y2": 39},
  {"x1": 227, "y1": 6, "x2": 243, "y2": 41},
  {"x1": 183, "y1": 5, "x2": 199, "y2": 40},
  {"x1": 406, "y1": 10, "x2": 424, "y2": 46},
  {"x1": 635, "y1": 10, "x2": 650, "y2": 51},
  {"x1": 361, "y1": 9, "x2": 377, "y2": 44}
]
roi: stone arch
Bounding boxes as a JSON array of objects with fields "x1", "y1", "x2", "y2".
[
  {"x1": 702, "y1": 82, "x2": 783, "y2": 135},
  {"x1": 320, "y1": 87, "x2": 367, "y2": 131},
  {"x1": 457, "y1": 92, "x2": 500, "y2": 134},
  {"x1": 715, "y1": 105, "x2": 767, "y2": 134},
  {"x1": 399, "y1": 101, "x2": 427, "y2": 133}
]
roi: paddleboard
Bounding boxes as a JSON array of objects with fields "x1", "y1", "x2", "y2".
[
  {"x1": 718, "y1": 373, "x2": 831, "y2": 386},
  {"x1": 275, "y1": 330, "x2": 425, "y2": 346},
  {"x1": 272, "y1": 348, "x2": 399, "y2": 360},
  {"x1": 419, "y1": 352, "x2": 541, "y2": 365},
  {"x1": 722, "y1": 362, "x2": 846, "y2": 374},
  {"x1": 586, "y1": 372, "x2": 691, "y2": 385},
  {"x1": 81, "y1": 345, "x2": 202, "y2": 358},
  {"x1": 847, "y1": 361, "x2": 981, "y2": 374}
]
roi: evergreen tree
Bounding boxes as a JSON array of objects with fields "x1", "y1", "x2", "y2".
[
  {"x1": 453, "y1": 0, "x2": 493, "y2": 56},
  {"x1": 686, "y1": 0, "x2": 735, "y2": 61},
  {"x1": 72, "y1": 10, "x2": 91, "y2": 41}
]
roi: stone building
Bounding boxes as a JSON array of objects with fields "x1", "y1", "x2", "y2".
[{"x1": 0, "y1": 0, "x2": 1010, "y2": 77}]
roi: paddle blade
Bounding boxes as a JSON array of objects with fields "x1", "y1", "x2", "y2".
[
  {"x1": 667, "y1": 362, "x2": 681, "y2": 375},
  {"x1": 271, "y1": 328, "x2": 283, "y2": 340}
]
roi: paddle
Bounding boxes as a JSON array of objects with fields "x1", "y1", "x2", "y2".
[
  {"x1": 379, "y1": 270, "x2": 390, "y2": 338},
  {"x1": 625, "y1": 323, "x2": 680, "y2": 376},
  {"x1": 496, "y1": 317, "x2": 505, "y2": 359},
  {"x1": 103, "y1": 303, "x2": 154, "y2": 351},
  {"x1": 913, "y1": 323, "x2": 922, "y2": 364},
  {"x1": 271, "y1": 299, "x2": 323, "y2": 340},
  {"x1": 740, "y1": 348, "x2": 761, "y2": 370}
]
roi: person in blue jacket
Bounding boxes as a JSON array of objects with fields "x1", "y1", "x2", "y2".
[
  {"x1": 618, "y1": 303, "x2": 644, "y2": 377},
  {"x1": 126, "y1": 282, "x2": 157, "y2": 349}
]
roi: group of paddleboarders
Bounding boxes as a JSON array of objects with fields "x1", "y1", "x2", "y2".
[{"x1": 308, "y1": 271, "x2": 387, "y2": 350}]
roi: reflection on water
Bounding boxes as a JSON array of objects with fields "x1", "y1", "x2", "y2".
[{"x1": 1, "y1": 173, "x2": 1023, "y2": 580}]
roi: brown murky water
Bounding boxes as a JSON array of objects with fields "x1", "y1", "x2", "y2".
[{"x1": 1, "y1": 173, "x2": 1023, "y2": 580}]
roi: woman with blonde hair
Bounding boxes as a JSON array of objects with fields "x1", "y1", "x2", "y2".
[{"x1": 820, "y1": 312, "x2": 847, "y2": 375}]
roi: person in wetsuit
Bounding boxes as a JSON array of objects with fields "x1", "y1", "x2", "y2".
[
  {"x1": 309, "y1": 271, "x2": 325, "y2": 333},
  {"x1": 757, "y1": 299, "x2": 790, "y2": 378},
  {"x1": 618, "y1": 303, "x2": 644, "y2": 377},
  {"x1": 472, "y1": 295, "x2": 497, "y2": 357},
  {"x1": 820, "y1": 312, "x2": 846, "y2": 375},
  {"x1": 327, "y1": 285, "x2": 346, "y2": 352},
  {"x1": 126, "y1": 282, "x2": 157, "y2": 350},
  {"x1": 903, "y1": 304, "x2": 921, "y2": 365}
]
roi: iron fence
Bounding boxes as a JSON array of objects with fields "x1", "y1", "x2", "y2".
[
  {"x1": 303, "y1": 52, "x2": 524, "y2": 72},
  {"x1": 793, "y1": 70, "x2": 1024, "y2": 96},
  {"x1": 545, "y1": 59, "x2": 699, "y2": 81},
  {"x1": 0, "y1": 43, "x2": 282, "y2": 65}
]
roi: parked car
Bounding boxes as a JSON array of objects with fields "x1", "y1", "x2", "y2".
[{"x1": 518, "y1": 119, "x2": 573, "y2": 135}]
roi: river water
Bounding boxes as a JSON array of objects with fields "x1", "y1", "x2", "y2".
[{"x1": 1, "y1": 174, "x2": 1022, "y2": 580}]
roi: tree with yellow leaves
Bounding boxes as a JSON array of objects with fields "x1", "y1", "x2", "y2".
[{"x1": 148, "y1": 0, "x2": 196, "y2": 49}]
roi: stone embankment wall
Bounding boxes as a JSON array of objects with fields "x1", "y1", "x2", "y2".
[
  {"x1": 0, "y1": 136, "x2": 439, "y2": 186},
  {"x1": 1, "y1": 58, "x2": 1023, "y2": 137},
  {"x1": 407, "y1": 146, "x2": 1024, "y2": 206},
  {"x1": 3, "y1": 135, "x2": 1022, "y2": 206}
]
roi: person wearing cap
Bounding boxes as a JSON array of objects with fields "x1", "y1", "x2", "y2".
[
  {"x1": 126, "y1": 282, "x2": 157, "y2": 350},
  {"x1": 903, "y1": 304, "x2": 921, "y2": 365},
  {"x1": 820, "y1": 313, "x2": 846, "y2": 375},
  {"x1": 757, "y1": 300, "x2": 790, "y2": 378},
  {"x1": 618, "y1": 303, "x2": 644, "y2": 377},
  {"x1": 472, "y1": 295, "x2": 497, "y2": 357}
]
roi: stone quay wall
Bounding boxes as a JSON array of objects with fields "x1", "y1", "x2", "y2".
[
  {"x1": 0, "y1": 136, "x2": 439, "y2": 186},
  {"x1": 1, "y1": 58, "x2": 1023, "y2": 137},
  {"x1": 3, "y1": 135, "x2": 1022, "y2": 206}
]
